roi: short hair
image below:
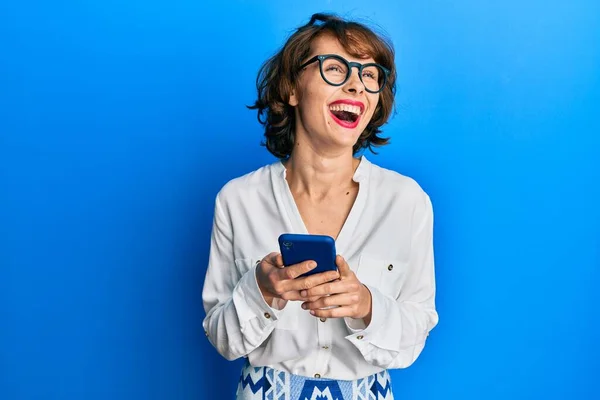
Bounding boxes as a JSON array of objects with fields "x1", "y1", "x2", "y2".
[{"x1": 248, "y1": 12, "x2": 397, "y2": 159}]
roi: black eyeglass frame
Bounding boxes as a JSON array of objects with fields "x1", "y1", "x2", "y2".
[{"x1": 298, "y1": 54, "x2": 391, "y2": 94}]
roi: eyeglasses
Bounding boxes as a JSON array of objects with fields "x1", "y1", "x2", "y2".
[{"x1": 298, "y1": 54, "x2": 391, "y2": 94}]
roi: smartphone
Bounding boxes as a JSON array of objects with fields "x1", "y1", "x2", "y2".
[{"x1": 278, "y1": 233, "x2": 337, "y2": 277}]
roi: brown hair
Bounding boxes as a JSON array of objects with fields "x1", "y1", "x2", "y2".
[{"x1": 248, "y1": 12, "x2": 397, "y2": 159}]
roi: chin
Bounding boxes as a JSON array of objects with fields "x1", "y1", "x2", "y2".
[{"x1": 333, "y1": 131, "x2": 363, "y2": 150}]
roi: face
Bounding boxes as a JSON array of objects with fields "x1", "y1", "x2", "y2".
[{"x1": 289, "y1": 35, "x2": 381, "y2": 154}]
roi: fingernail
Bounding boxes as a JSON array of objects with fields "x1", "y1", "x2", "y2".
[
  {"x1": 309, "y1": 261, "x2": 317, "y2": 268},
  {"x1": 310, "y1": 310, "x2": 315, "y2": 315},
  {"x1": 301, "y1": 303, "x2": 307, "y2": 309},
  {"x1": 301, "y1": 290, "x2": 307, "y2": 297}
]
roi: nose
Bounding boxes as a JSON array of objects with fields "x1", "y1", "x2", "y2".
[{"x1": 343, "y1": 67, "x2": 365, "y2": 94}]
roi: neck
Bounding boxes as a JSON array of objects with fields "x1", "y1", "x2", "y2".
[{"x1": 283, "y1": 147, "x2": 360, "y2": 199}]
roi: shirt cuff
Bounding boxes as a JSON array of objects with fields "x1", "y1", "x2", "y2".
[
  {"x1": 344, "y1": 284, "x2": 387, "y2": 345},
  {"x1": 232, "y1": 263, "x2": 283, "y2": 328}
]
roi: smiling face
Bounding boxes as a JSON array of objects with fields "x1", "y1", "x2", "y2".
[{"x1": 288, "y1": 34, "x2": 381, "y2": 155}]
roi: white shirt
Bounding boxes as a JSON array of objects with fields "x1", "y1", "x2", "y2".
[{"x1": 202, "y1": 156, "x2": 439, "y2": 380}]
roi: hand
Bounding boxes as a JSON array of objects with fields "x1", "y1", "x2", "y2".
[
  {"x1": 300, "y1": 255, "x2": 372, "y2": 324},
  {"x1": 255, "y1": 252, "x2": 340, "y2": 306}
]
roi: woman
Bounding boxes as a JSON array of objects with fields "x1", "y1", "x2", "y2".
[{"x1": 202, "y1": 12, "x2": 438, "y2": 400}]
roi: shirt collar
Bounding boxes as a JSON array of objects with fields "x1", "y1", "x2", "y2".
[{"x1": 275, "y1": 155, "x2": 371, "y2": 182}]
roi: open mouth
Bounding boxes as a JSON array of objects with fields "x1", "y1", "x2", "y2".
[
  {"x1": 331, "y1": 110, "x2": 359, "y2": 123},
  {"x1": 328, "y1": 104, "x2": 363, "y2": 128}
]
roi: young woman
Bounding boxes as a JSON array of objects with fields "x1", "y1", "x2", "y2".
[{"x1": 202, "y1": 12, "x2": 439, "y2": 400}]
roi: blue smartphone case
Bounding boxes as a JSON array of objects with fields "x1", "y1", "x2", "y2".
[{"x1": 278, "y1": 233, "x2": 337, "y2": 277}]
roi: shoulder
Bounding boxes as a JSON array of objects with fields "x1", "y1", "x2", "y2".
[
  {"x1": 366, "y1": 160, "x2": 434, "y2": 231},
  {"x1": 368, "y1": 160, "x2": 430, "y2": 204}
]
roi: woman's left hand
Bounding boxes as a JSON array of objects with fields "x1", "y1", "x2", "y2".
[{"x1": 300, "y1": 255, "x2": 372, "y2": 324}]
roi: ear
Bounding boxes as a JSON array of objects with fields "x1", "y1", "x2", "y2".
[{"x1": 288, "y1": 89, "x2": 299, "y2": 107}]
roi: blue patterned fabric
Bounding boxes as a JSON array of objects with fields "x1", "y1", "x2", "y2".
[{"x1": 236, "y1": 360, "x2": 394, "y2": 400}]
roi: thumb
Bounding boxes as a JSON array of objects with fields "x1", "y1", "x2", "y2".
[
  {"x1": 336, "y1": 255, "x2": 352, "y2": 278},
  {"x1": 271, "y1": 253, "x2": 285, "y2": 268}
]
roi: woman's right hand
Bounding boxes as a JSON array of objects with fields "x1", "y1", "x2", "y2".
[{"x1": 255, "y1": 252, "x2": 340, "y2": 306}]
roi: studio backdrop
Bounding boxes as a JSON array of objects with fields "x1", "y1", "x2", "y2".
[{"x1": 1, "y1": 1, "x2": 598, "y2": 399}]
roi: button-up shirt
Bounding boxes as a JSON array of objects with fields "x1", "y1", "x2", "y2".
[{"x1": 202, "y1": 156, "x2": 439, "y2": 380}]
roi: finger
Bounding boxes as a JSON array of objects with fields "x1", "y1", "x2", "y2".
[
  {"x1": 309, "y1": 305, "x2": 354, "y2": 319},
  {"x1": 279, "y1": 260, "x2": 317, "y2": 281},
  {"x1": 302, "y1": 293, "x2": 358, "y2": 310},
  {"x1": 262, "y1": 252, "x2": 278, "y2": 266},
  {"x1": 284, "y1": 292, "x2": 322, "y2": 302},
  {"x1": 284, "y1": 293, "x2": 321, "y2": 302},
  {"x1": 301, "y1": 281, "x2": 347, "y2": 298},
  {"x1": 278, "y1": 290, "x2": 302, "y2": 301},
  {"x1": 279, "y1": 290, "x2": 323, "y2": 302},
  {"x1": 272, "y1": 253, "x2": 285, "y2": 268},
  {"x1": 336, "y1": 255, "x2": 353, "y2": 278},
  {"x1": 288, "y1": 269, "x2": 340, "y2": 293}
]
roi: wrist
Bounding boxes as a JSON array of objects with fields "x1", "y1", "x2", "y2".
[
  {"x1": 260, "y1": 287, "x2": 275, "y2": 306},
  {"x1": 255, "y1": 267, "x2": 275, "y2": 306}
]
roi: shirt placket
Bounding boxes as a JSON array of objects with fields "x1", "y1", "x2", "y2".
[{"x1": 313, "y1": 315, "x2": 332, "y2": 377}]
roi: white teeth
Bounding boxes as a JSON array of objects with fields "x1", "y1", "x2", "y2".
[{"x1": 329, "y1": 104, "x2": 362, "y2": 115}]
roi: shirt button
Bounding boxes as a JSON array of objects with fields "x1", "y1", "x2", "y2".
[
  {"x1": 322, "y1": 346, "x2": 329, "y2": 350},
  {"x1": 387, "y1": 264, "x2": 394, "y2": 271},
  {"x1": 264, "y1": 312, "x2": 271, "y2": 319},
  {"x1": 320, "y1": 318, "x2": 327, "y2": 322},
  {"x1": 314, "y1": 373, "x2": 321, "y2": 378},
  {"x1": 357, "y1": 335, "x2": 364, "y2": 340},
  {"x1": 204, "y1": 331, "x2": 208, "y2": 337}
]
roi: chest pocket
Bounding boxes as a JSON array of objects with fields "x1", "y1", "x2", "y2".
[
  {"x1": 355, "y1": 254, "x2": 408, "y2": 300},
  {"x1": 234, "y1": 258, "x2": 299, "y2": 330}
]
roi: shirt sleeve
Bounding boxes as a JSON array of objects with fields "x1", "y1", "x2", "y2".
[
  {"x1": 201, "y1": 193, "x2": 283, "y2": 360},
  {"x1": 344, "y1": 191, "x2": 439, "y2": 368}
]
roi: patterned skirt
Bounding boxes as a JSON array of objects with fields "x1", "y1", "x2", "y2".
[{"x1": 236, "y1": 360, "x2": 394, "y2": 400}]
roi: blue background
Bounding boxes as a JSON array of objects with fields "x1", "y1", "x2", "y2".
[{"x1": 1, "y1": 0, "x2": 599, "y2": 399}]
